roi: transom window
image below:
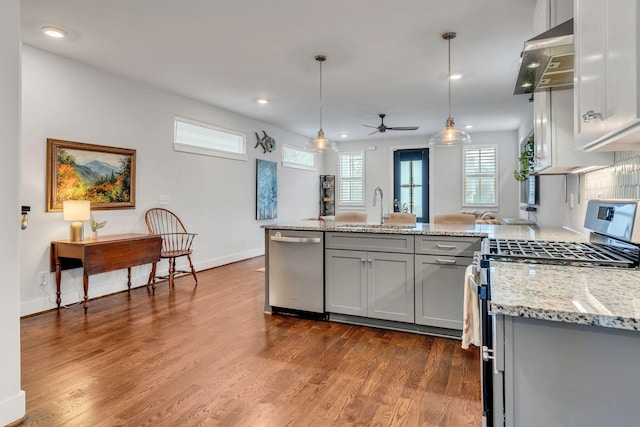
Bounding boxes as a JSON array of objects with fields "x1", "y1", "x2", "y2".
[
  {"x1": 282, "y1": 144, "x2": 315, "y2": 170},
  {"x1": 174, "y1": 116, "x2": 247, "y2": 161}
]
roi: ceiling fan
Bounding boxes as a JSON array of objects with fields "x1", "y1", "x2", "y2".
[{"x1": 363, "y1": 113, "x2": 419, "y2": 135}]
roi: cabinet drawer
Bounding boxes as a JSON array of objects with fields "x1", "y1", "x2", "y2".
[
  {"x1": 415, "y1": 236, "x2": 481, "y2": 256},
  {"x1": 325, "y1": 232, "x2": 414, "y2": 253},
  {"x1": 415, "y1": 254, "x2": 473, "y2": 266}
]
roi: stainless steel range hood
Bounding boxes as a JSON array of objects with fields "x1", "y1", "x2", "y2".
[{"x1": 513, "y1": 19, "x2": 574, "y2": 95}]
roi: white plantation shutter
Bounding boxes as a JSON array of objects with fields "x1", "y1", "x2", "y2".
[
  {"x1": 338, "y1": 152, "x2": 365, "y2": 207},
  {"x1": 463, "y1": 145, "x2": 498, "y2": 207}
]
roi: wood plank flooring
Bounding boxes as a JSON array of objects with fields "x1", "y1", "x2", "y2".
[{"x1": 20, "y1": 256, "x2": 481, "y2": 426}]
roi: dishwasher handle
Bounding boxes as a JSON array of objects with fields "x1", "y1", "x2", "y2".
[{"x1": 270, "y1": 235, "x2": 322, "y2": 244}]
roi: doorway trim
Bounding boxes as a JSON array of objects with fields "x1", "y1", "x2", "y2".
[{"x1": 387, "y1": 143, "x2": 433, "y2": 223}]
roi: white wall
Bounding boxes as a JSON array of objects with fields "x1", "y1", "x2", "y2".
[
  {"x1": 20, "y1": 45, "x2": 320, "y2": 316},
  {"x1": 324, "y1": 131, "x2": 521, "y2": 222},
  {"x1": 0, "y1": 0, "x2": 26, "y2": 424}
]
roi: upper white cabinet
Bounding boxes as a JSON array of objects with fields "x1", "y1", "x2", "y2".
[
  {"x1": 574, "y1": 0, "x2": 640, "y2": 151},
  {"x1": 533, "y1": 0, "x2": 612, "y2": 173}
]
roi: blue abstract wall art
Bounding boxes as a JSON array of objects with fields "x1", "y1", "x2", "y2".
[{"x1": 256, "y1": 159, "x2": 277, "y2": 220}]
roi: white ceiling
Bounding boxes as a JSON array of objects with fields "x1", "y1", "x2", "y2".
[{"x1": 20, "y1": 0, "x2": 537, "y2": 143}]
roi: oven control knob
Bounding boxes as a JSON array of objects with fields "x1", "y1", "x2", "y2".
[{"x1": 482, "y1": 346, "x2": 494, "y2": 362}]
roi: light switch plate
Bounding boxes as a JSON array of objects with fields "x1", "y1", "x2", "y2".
[{"x1": 159, "y1": 195, "x2": 170, "y2": 205}]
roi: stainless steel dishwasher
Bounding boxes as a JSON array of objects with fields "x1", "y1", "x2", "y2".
[{"x1": 267, "y1": 229, "x2": 324, "y2": 314}]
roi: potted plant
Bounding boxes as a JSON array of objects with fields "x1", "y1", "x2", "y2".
[
  {"x1": 89, "y1": 216, "x2": 107, "y2": 239},
  {"x1": 514, "y1": 135, "x2": 535, "y2": 183}
]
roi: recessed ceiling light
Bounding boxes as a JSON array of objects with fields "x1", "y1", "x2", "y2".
[
  {"x1": 464, "y1": 125, "x2": 473, "y2": 130},
  {"x1": 449, "y1": 73, "x2": 463, "y2": 80},
  {"x1": 256, "y1": 98, "x2": 269, "y2": 104},
  {"x1": 42, "y1": 27, "x2": 67, "y2": 38},
  {"x1": 340, "y1": 133, "x2": 348, "y2": 138}
]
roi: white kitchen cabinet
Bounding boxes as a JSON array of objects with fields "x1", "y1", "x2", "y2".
[
  {"x1": 574, "y1": 0, "x2": 640, "y2": 151},
  {"x1": 325, "y1": 233, "x2": 414, "y2": 323},
  {"x1": 534, "y1": 0, "x2": 572, "y2": 33},
  {"x1": 532, "y1": 0, "x2": 612, "y2": 172},
  {"x1": 534, "y1": 89, "x2": 611, "y2": 173}
]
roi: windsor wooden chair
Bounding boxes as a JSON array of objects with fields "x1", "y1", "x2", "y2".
[{"x1": 144, "y1": 208, "x2": 198, "y2": 294}]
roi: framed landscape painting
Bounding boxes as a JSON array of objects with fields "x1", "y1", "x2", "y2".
[
  {"x1": 256, "y1": 159, "x2": 277, "y2": 220},
  {"x1": 46, "y1": 138, "x2": 136, "y2": 212}
]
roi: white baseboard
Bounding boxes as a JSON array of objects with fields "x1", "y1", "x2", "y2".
[
  {"x1": 0, "y1": 390, "x2": 25, "y2": 426},
  {"x1": 20, "y1": 247, "x2": 265, "y2": 317}
]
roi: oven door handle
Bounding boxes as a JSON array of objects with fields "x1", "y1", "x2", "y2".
[{"x1": 469, "y1": 274, "x2": 489, "y2": 300}]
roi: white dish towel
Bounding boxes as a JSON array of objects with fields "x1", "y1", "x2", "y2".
[{"x1": 461, "y1": 263, "x2": 481, "y2": 350}]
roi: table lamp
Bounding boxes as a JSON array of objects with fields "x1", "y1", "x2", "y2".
[{"x1": 63, "y1": 200, "x2": 91, "y2": 242}]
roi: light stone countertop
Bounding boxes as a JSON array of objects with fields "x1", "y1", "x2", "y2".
[
  {"x1": 490, "y1": 261, "x2": 640, "y2": 331},
  {"x1": 262, "y1": 220, "x2": 588, "y2": 242}
]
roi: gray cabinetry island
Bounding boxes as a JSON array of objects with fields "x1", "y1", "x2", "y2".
[{"x1": 263, "y1": 221, "x2": 500, "y2": 337}]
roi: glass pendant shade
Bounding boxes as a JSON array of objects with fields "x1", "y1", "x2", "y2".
[
  {"x1": 305, "y1": 129, "x2": 338, "y2": 152},
  {"x1": 305, "y1": 55, "x2": 338, "y2": 153},
  {"x1": 429, "y1": 117, "x2": 471, "y2": 146},
  {"x1": 429, "y1": 32, "x2": 471, "y2": 147}
]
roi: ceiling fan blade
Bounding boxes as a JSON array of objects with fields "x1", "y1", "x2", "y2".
[
  {"x1": 362, "y1": 124, "x2": 378, "y2": 129},
  {"x1": 368, "y1": 129, "x2": 380, "y2": 135},
  {"x1": 386, "y1": 126, "x2": 419, "y2": 131}
]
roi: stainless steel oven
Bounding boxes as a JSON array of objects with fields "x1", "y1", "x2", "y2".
[{"x1": 475, "y1": 199, "x2": 640, "y2": 426}]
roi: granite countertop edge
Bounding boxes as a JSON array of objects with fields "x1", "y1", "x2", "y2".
[
  {"x1": 489, "y1": 262, "x2": 640, "y2": 332},
  {"x1": 490, "y1": 303, "x2": 640, "y2": 332},
  {"x1": 261, "y1": 221, "x2": 586, "y2": 241}
]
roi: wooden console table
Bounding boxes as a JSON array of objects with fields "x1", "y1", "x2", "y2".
[{"x1": 50, "y1": 233, "x2": 162, "y2": 313}]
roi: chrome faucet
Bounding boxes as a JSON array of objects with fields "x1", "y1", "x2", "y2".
[{"x1": 373, "y1": 187, "x2": 383, "y2": 224}]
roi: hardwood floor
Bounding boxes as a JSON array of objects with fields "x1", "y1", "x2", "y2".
[{"x1": 21, "y1": 256, "x2": 481, "y2": 426}]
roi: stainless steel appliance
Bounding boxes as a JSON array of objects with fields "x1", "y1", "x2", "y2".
[
  {"x1": 475, "y1": 199, "x2": 640, "y2": 426},
  {"x1": 267, "y1": 230, "x2": 324, "y2": 314}
]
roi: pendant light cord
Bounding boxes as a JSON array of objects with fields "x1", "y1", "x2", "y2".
[
  {"x1": 319, "y1": 58, "x2": 323, "y2": 130},
  {"x1": 447, "y1": 35, "x2": 452, "y2": 120},
  {"x1": 315, "y1": 55, "x2": 326, "y2": 132}
]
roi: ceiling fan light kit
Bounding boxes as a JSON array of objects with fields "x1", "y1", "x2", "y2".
[
  {"x1": 429, "y1": 31, "x2": 471, "y2": 147},
  {"x1": 305, "y1": 55, "x2": 338, "y2": 153}
]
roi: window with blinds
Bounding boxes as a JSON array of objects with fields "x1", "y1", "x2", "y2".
[
  {"x1": 463, "y1": 145, "x2": 498, "y2": 207},
  {"x1": 174, "y1": 116, "x2": 247, "y2": 161},
  {"x1": 338, "y1": 152, "x2": 365, "y2": 208}
]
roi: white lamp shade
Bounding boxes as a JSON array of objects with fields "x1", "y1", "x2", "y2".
[{"x1": 63, "y1": 200, "x2": 91, "y2": 221}]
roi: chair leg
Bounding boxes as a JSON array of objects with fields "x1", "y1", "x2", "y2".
[
  {"x1": 147, "y1": 262, "x2": 158, "y2": 295},
  {"x1": 187, "y1": 254, "x2": 198, "y2": 286},
  {"x1": 168, "y1": 257, "x2": 175, "y2": 288}
]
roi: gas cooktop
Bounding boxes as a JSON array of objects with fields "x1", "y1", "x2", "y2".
[{"x1": 487, "y1": 238, "x2": 639, "y2": 268}]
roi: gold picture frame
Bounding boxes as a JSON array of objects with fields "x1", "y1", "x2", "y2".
[{"x1": 46, "y1": 138, "x2": 136, "y2": 212}]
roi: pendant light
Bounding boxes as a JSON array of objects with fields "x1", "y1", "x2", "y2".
[
  {"x1": 305, "y1": 55, "x2": 338, "y2": 153},
  {"x1": 429, "y1": 32, "x2": 471, "y2": 146}
]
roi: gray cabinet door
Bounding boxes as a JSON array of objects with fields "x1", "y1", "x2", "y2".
[
  {"x1": 414, "y1": 254, "x2": 471, "y2": 330},
  {"x1": 368, "y1": 252, "x2": 414, "y2": 323},
  {"x1": 325, "y1": 249, "x2": 367, "y2": 316}
]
